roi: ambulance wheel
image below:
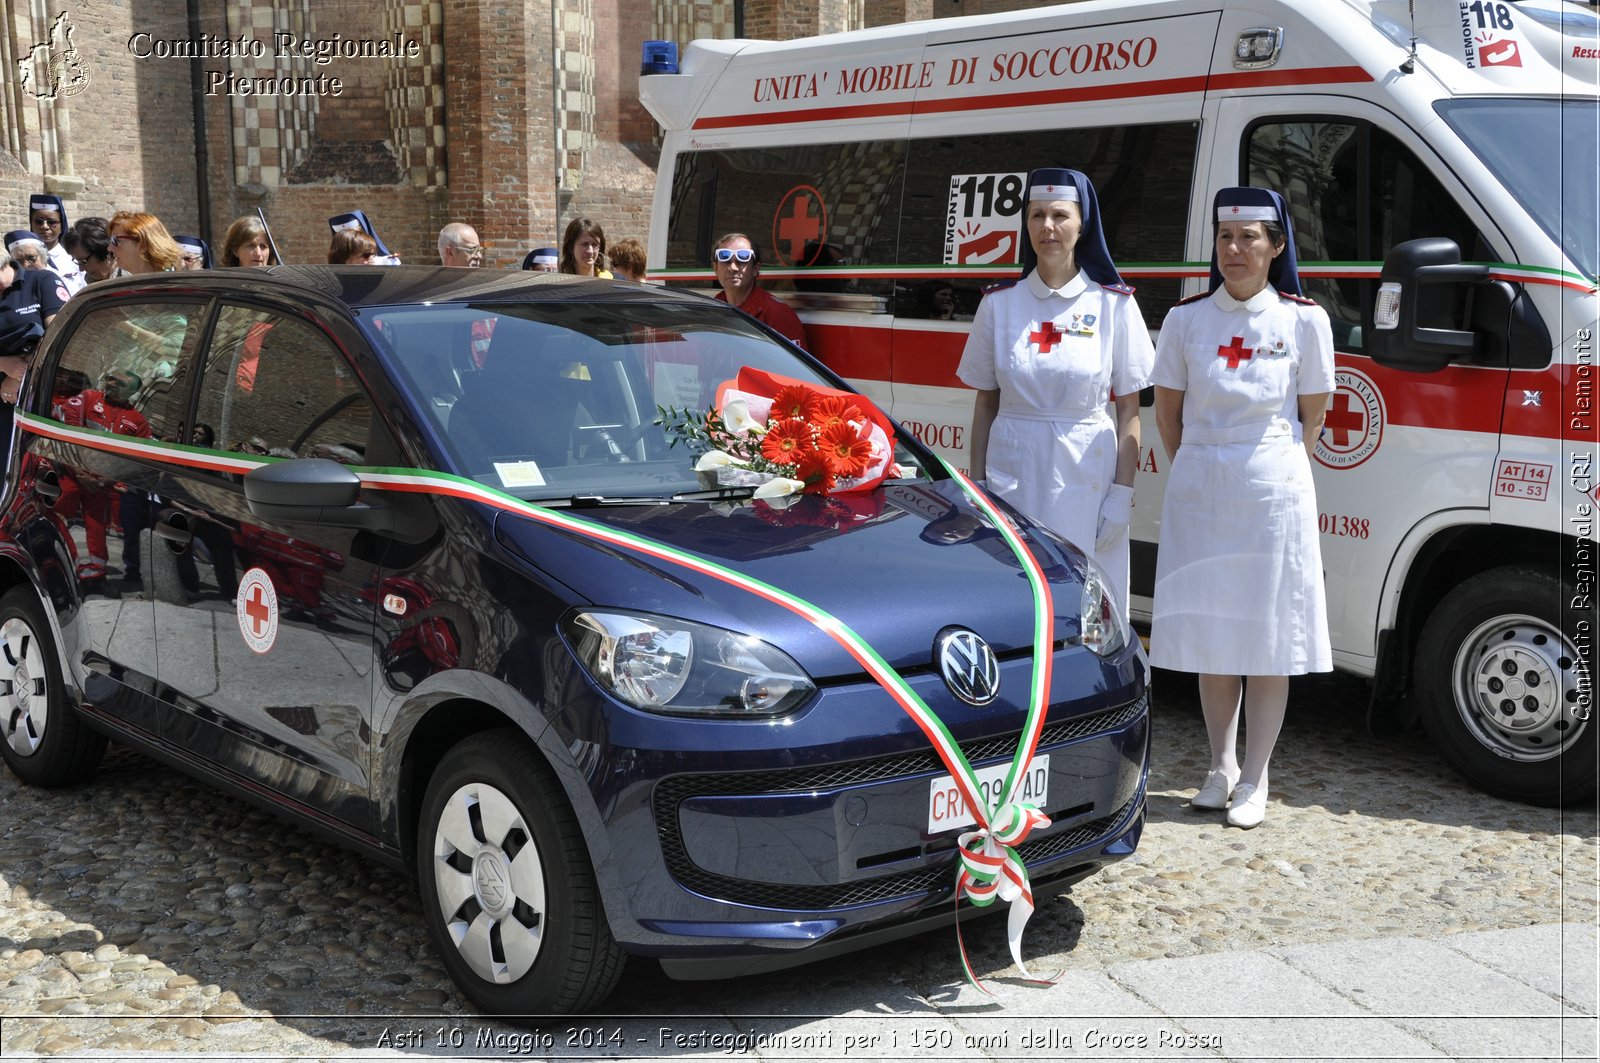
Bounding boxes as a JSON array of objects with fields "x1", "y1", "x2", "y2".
[
  {"x1": 1415, "y1": 567, "x2": 1595, "y2": 806},
  {"x1": 0, "y1": 587, "x2": 106, "y2": 786},
  {"x1": 416, "y1": 729, "x2": 625, "y2": 1019}
]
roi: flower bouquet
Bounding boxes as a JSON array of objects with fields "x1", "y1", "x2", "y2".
[{"x1": 658, "y1": 367, "x2": 904, "y2": 500}]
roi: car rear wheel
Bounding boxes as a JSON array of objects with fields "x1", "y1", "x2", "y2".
[
  {"x1": 0, "y1": 586, "x2": 106, "y2": 786},
  {"x1": 1415, "y1": 566, "x2": 1594, "y2": 806},
  {"x1": 416, "y1": 729, "x2": 625, "y2": 1018}
]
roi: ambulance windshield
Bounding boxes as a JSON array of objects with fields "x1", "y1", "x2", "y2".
[{"x1": 1437, "y1": 97, "x2": 1599, "y2": 282}]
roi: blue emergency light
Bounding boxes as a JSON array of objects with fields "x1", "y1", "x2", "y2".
[{"x1": 641, "y1": 40, "x2": 678, "y2": 76}]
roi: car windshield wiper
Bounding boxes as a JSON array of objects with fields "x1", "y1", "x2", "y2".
[{"x1": 532, "y1": 486, "x2": 757, "y2": 508}]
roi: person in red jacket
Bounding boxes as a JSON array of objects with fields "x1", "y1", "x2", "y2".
[
  {"x1": 59, "y1": 369, "x2": 151, "y2": 586},
  {"x1": 710, "y1": 234, "x2": 808, "y2": 351}
]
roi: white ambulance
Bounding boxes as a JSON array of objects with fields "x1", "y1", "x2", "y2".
[{"x1": 640, "y1": 0, "x2": 1598, "y2": 805}]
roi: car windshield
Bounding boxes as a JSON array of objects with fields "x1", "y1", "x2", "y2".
[
  {"x1": 1436, "y1": 97, "x2": 1599, "y2": 282},
  {"x1": 366, "y1": 298, "x2": 923, "y2": 500}
]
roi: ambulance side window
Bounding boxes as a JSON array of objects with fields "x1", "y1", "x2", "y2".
[
  {"x1": 899, "y1": 121, "x2": 1198, "y2": 331},
  {"x1": 1248, "y1": 120, "x2": 1493, "y2": 355},
  {"x1": 662, "y1": 142, "x2": 907, "y2": 306}
]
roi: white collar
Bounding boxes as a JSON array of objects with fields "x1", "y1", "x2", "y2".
[
  {"x1": 1025, "y1": 269, "x2": 1092, "y2": 300},
  {"x1": 1212, "y1": 285, "x2": 1278, "y2": 313}
]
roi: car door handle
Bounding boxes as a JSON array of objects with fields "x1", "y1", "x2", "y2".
[
  {"x1": 35, "y1": 470, "x2": 61, "y2": 501},
  {"x1": 154, "y1": 514, "x2": 193, "y2": 546}
]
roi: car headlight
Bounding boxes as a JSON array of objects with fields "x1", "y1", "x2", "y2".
[
  {"x1": 563, "y1": 611, "x2": 816, "y2": 717},
  {"x1": 1078, "y1": 558, "x2": 1129, "y2": 658}
]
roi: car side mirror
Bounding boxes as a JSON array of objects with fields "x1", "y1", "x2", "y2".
[
  {"x1": 243, "y1": 458, "x2": 427, "y2": 539},
  {"x1": 1369, "y1": 238, "x2": 1490, "y2": 373}
]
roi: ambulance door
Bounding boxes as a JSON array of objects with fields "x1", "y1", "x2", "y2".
[{"x1": 1216, "y1": 96, "x2": 1510, "y2": 662}]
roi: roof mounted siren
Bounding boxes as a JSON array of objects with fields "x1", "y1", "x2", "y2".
[
  {"x1": 1232, "y1": 26, "x2": 1283, "y2": 69},
  {"x1": 642, "y1": 40, "x2": 679, "y2": 76}
]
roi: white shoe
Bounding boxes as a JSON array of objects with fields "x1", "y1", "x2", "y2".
[
  {"x1": 1226, "y1": 783, "x2": 1268, "y2": 828},
  {"x1": 1191, "y1": 768, "x2": 1238, "y2": 810}
]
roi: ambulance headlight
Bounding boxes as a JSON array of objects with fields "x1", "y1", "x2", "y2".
[
  {"x1": 1374, "y1": 282, "x2": 1402, "y2": 330},
  {"x1": 1078, "y1": 559, "x2": 1129, "y2": 658}
]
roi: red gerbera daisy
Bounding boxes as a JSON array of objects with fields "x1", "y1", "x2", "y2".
[
  {"x1": 769, "y1": 384, "x2": 820, "y2": 422},
  {"x1": 794, "y1": 454, "x2": 836, "y2": 494},
  {"x1": 818, "y1": 422, "x2": 872, "y2": 478},
  {"x1": 811, "y1": 394, "x2": 863, "y2": 431},
  {"x1": 760, "y1": 417, "x2": 814, "y2": 466}
]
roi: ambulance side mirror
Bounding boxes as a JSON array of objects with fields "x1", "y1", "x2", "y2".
[{"x1": 1369, "y1": 238, "x2": 1489, "y2": 373}]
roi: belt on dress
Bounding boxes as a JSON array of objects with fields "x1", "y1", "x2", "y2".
[
  {"x1": 1181, "y1": 416, "x2": 1300, "y2": 446},
  {"x1": 996, "y1": 404, "x2": 1113, "y2": 425}
]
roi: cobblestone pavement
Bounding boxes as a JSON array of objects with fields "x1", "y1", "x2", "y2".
[{"x1": 1, "y1": 671, "x2": 1594, "y2": 1058}]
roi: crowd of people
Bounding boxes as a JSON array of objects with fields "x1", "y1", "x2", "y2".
[{"x1": 5, "y1": 178, "x2": 1326, "y2": 827}]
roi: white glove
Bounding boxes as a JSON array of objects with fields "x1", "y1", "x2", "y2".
[{"x1": 1096, "y1": 484, "x2": 1135, "y2": 552}]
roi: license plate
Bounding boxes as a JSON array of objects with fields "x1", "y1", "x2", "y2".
[{"x1": 927, "y1": 754, "x2": 1049, "y2": 833}]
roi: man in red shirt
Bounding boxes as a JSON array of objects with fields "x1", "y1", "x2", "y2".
[{"x1": 711, "y1": 234, "x2": 808, "y2": 351}]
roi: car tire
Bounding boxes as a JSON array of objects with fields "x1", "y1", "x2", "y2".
[
  {"x1": 417, "y1": 729, "x2": 626, "y2": 1018},
  {"x1": 1414, "y1": 566, "x2": 1595, "y2": 806},
  {"x1": 0, "y1": 586, "x2": 107, "y2": 786}
]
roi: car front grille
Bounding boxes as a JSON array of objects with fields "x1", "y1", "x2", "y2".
[{"x1": 653, "y1": 692, "x2": 1147, "y2": 910}]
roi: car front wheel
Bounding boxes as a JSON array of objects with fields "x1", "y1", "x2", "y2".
[
  {"x1": 0, "y1": 586, "x2": 106, "y2": 786},
  {"x1": 416, "y1": 729, "x2": 625, "y2": 1018},
  {"x1": 1415, "y1": 566, "x2": 1594, "y2": 806}
]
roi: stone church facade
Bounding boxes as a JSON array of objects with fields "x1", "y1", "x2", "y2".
[{"x1": 2, "y1": 0, "x2": 1048, "y2": 269}]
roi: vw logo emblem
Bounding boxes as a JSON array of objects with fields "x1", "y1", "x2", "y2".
[{"x1": 935, "y1": 628, "x2": 1000, "y2": 706}]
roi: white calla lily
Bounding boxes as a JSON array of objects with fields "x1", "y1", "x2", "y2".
[
  {"x1": 694, "y1": 450, "x2": 735, "y2": 471},
  {"x1": 721, "y1": 398, "x2": 764, "y2": 435},
  {"x1": 752, "y1": 476, "x2": 806, "y2": 499}
]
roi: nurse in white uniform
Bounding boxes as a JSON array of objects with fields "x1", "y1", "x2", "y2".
[
  {"x1": 957, "y1": 167, "x2": 1154, "y2": 613},
  {"x1": 1150, "y1": 186, "x2": 1334, "y2": 829}
]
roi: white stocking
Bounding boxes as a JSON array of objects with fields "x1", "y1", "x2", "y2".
[
  {"x1": 1239, "y1": 674, "x2": 1290, "y2": 792},
  {"x1": 1196, "y1": 673, "x2": 1242, "y2": 776}
]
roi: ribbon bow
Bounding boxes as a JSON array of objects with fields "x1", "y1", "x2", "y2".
[{"x1": 956, "y1": 799, "x2": 1052, "y2": 986}]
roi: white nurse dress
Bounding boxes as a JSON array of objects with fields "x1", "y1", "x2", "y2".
[
  {"x1": 1148, "y1": 285, "x2": 1336, "y2": 675},
  {"x1": 957, "y1": 270, "x2": 1154, "y2": 612}
]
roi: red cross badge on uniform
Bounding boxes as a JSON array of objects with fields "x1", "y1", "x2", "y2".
[
  {"x1": 1217, "y1": 336, "x2": 1253, "y2": 369},
  {"x1": 1029, "y1": 321, "x2": 1064, "y2": 353}
]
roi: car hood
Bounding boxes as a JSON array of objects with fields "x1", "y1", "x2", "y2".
[{"x1": 491, "y1": 481, "x2": 1087, "y2": 679}]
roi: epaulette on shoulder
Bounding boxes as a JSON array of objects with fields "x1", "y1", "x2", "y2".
[
  {"x1": 1280, "y1": 291, "x2": 1317, "y2": 305},
  {"x1": 1104, "y1": 282, "x2": 1137, "y2": 296},
  {"x1": 981, "y1": 279, "x2": 1017, "y2": 295},
  {"x1": 1175, "y1": 290, "x2": 1210, "y2": 306}
]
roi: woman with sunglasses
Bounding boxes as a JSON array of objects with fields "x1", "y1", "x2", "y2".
[
  {"x1": 107, "y1": 212, "x2": 183, "y2": 274},
  {"x1": 62, "y1": 219, "x2": 117, "y2": 284},
  {"x1": 558, "y1": 217, "x2": 612, "y2": 278},
  {"x1": 709, "y1": 233, "x2": 807, "y2": 350}
]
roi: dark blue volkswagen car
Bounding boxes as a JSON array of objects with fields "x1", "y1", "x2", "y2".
[{"x1": 0, "y1": 266, "x2": 1147, "y2": 1016}]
